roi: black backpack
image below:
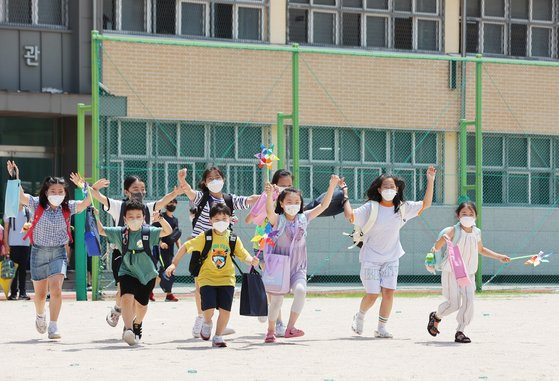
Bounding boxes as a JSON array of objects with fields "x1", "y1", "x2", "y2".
[
  {"x1": 117, "y1": 199, "x2": 150, "y2": 227},
  {"x1": 189, "y1": 229, "x2": 237, "y2": 277},
  {"x1": 121, "y1": 225, "x2": 152, "y2": 258},
  {"x1": 191, "y1": 191, "x2": 234, "y2": 229}
]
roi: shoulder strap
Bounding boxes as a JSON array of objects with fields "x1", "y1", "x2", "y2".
[
  {"x1": 452, "y1": 223, "x2": 461, "y2": 245},
  {"x1": 228, "y1": 233, "x2": 237, "y2": 258},
  {"x1": 117, "y1": 200, "x2": 127, "y2": 227},
  {"x1": 121, "y1": 227, "x2": 130, "y2": 254},
  {"x1": 192, "y1": 191, "x2": 210, "y2": 229},
  {"x1": 141, "y1": 225, "x2": 151, "y2": 257},
  {"x1": 63, "y1": 207, "x2": 73, "y2": 243},
  {"x1": 143, "y1": 204, "x2": 150, "y2": 224},
  {"x1": 399, "y1": 202, "x2": 407, "y2": 225},
  {"x1": 23, "y1": 205, "x2": 45, "y2": 245},
  {"x1": 361, "y1": 201, "x2": 379, "y2": 235},
  {"x1": 223, "y1": 193, "x2": 234, "y2": 213},
  {"x1": 200, "y1": 229, "x2": 214, "y2": 262}
]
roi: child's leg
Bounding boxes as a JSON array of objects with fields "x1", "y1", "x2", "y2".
[
  {"x1": 456, "y1": 277, "x2": 475, "y2": 332},
  {"x1": 286, "y1": 278, "x2": 306, "y2": 330},
  {"x1": 47, "y1": 274, "x2": 65, "y2": 322},
  {"x1": 215, "y1": 309, "x2": 231, "y2": 336},
  {"x1": 115, "y1": 283, "x2": 122, "y2": 308},
  {"x1": 359, "y1": 293, "x2": 379, "y2": 313},
  {"x1": 121, "y1": 294, "x2": 136, "y2": 329},
  {"x1": 436, "y1": 271, "x2": 461, "y2": 320},
  {"x1": 202, "y1": 308, "x2": 215, "y2": 324},
  {"x1": 32, "y1": 279, "x2": 48, "y2": 315},
  {"x1": 195, "y1": 278, "x2": 203, "y2": 315},
  {"x1": 134, "y1": 304, "x2": 148, "y2": 324},
  {"x1": 378, "y1": 287, "x2": 394, "y2": 329},
  {"x1": 267, "y1": 294, "x2": 284, "y2": 332}
]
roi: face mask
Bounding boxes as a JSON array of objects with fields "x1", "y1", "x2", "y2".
[
  {"x1": 166, "y1": 205, "x2": 176, "y2": 212},
  {"x1": 127, "y1": 218, "x2": 143, "y2": 231},
  {"x1": 381, "y1": 189, "x2": 397, "y2": 202},
  {"x1": 48, "y1": 195, "x2": 65, "y2": 207},
  {"x1": 277, "y1": 187, "x2": 287, "y2": 194},
  {"x1": 460, "y1": 216, "x2": 476, "y2": 228},
  {"x1": 284, "y1": 204, "x2": 301, "y2": 216},
  {"x1": 213, "y1": 220, "x2": 229, "y2": 233},
  {"x1": 207, "y1": 179, "x2": 224, "y2": 193},
  {"x1": 130, "y1": 192, "x2": 145, "y2": 202}
]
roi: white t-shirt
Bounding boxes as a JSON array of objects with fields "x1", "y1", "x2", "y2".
[
  {"x1": 442, "y1": 226, "x2": 482, "y2": 274},
  {"x1": 102, "y1": 198, "x2": 157, "y2": 226},
  {"x1": 353, "y1": 201, "x2": 424, "y2": 264}
]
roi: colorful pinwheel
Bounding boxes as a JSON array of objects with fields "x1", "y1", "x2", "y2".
[
  {"x1": 251, "y1": 222, "x2": 279, "y2": 251},
  {"x1": 523, "y1": 251, "x2": 553, "y2": 267},
  {"x1": 255, "y1": 144, "x2": 279, "y2": 171}
]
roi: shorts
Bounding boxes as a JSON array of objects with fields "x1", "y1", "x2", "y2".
[
  {"x1": 112, "y1": 249, "x2": 123, "y2": 283},
  {"x1": 119, "y1": 275, "x2": 156, "y2": 306},
  {"x1": 200, "y1": 285, "x2": 235, "y2": 312},
  {"x1": 359, "y1": 260, "x2": 399, "y2": 294},
  {"x1": 30, "y1": 245, "x2": 67, "y2": 281}
]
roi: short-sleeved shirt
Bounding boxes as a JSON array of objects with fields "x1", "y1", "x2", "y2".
[
  {"x1": 104, "y1": 226, "x2": 162, "y2": 285},
  {"x1": 191, "y1": 191, "x2": 249, "y2": 237},
  {"x1": 28, "y1": 196, "x2": 77, "y2": 247},
  {"x1": 102, "y1": 198, "x2": 156, "y2": 226},
  {"x1": 353, "y1": 201, "x2": 424, "y2": 264},
  {"x1": 7, "y1": 207, "x2": 31, "y2": 247},
  {"x1": 183, "y1": 230, "x2": 250, "y2": 287}
]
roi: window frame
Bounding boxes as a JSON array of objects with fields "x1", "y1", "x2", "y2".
[{"x1": 0, "y1": 0, "x2": 68, "y2": 28}]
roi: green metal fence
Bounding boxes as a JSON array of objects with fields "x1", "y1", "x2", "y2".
[{"x1": 79, "y1": 30, "x2": 559, "y2": 298}]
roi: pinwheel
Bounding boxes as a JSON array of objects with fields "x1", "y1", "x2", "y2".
[
  {"x1": 251, "y1": 222, "x2": 279, "y2": 252},
  {"x1": 255, "y1": 144, "x2": 279, "y2": 181}
]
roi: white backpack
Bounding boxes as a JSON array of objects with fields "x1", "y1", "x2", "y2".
[{"x1": 345, "y1": 201, "x2": 408, "y2": 249}]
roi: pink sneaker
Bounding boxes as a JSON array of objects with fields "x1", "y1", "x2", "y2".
[
  {"x1": 264, "y1": 331, "x2": 276, "y2": 343},
  {"x1": 284, "y1": 327, "x2": 305, "y2": 338}
]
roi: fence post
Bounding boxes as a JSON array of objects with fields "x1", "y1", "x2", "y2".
[
  {"x1": 292, "y1": 44, "x2": 300, "y2": 188},
  {"x1": 475, "y1": 54, "x2": 484, "y2": 292},
  {"x1": 276, "y1": 112, "x2": 286, "y2": 170},
  {"x1": 91, "y1": 30, "x2": 101, "y2": 300}
]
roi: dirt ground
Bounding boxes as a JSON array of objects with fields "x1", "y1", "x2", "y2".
[{"x1": 2, "y1": 292, "x2": 558, "y2": 381}]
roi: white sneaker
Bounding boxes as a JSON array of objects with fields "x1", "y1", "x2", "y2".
[
  {"x1": 222, "y1": 326, "x2": 235, "y2": 336},
  {"x1": 258, "y1": 316, "x2": 267, "y2": 323},
  {"x1": 35, "y1": 314, "x2": 47, "y2": 334},
  {"x1": 212, "y1": 335, "x2": 227, "y2": 348},
  {"x1": 192, "y1": 315, "x2": 204, "y2": 338},
  {"x1": 374, "y1": 327, "x2": 393, "y2": 339},
  {"x1": 48, "y1": 323, "x2": 61, "y2": 340},
  {"x1": 123, "y1": 328, "x2": 137, "y2": 346},
  {"x1": 200, "y1": 322, "x2": 212, "y2": 341},
  {"x1": 275, "y1": 321, "x2": 287, "y2": 337},
  {"x1": 351, "y1": 313, "x2": 364, "y2": 335},
  {"x1": 106, "y1": 306, "x2": 121, "y2": 328}
]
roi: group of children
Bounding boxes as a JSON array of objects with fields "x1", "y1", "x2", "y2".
[{"x1": 3, "y1": 159, "x2": 511, "y2": 347}]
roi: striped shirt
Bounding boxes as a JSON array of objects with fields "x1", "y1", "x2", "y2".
[
  {"x1": 191, "y1": 191, "x2": 249, "y2": 237},
  {"x1": 28, "y1": 196, "x2": 77, "y2": 247}
]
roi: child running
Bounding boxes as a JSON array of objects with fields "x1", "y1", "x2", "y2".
[
  {"x1": 343, "y1": 167, "x2": 436, "y2": 338},
  {"x1": 263, "y1": 175, "x2": 339, "y2": 343},
  {"x1": 6, "y1": 161, "x2": 92, "y2": 339},
  {"x1": 427, "y1": 201, "x2": 510, "y2": 343},
  {"x1": 165, "y1": 203, "x2": 259, "y2": 348},
  {"x1": 97, "y1": 200, "x2": 172, "y2": 346}
]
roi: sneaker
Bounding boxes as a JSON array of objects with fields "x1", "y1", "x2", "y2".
[
  {"x1": 18, "y1": 294, "x2": 31, "y2": 301},
  {"x1": 165, "y1": 293, "x2": 179, "y2": 302},
  {"x1": 48, "y1": 324, "x2": 61, "y2": 340},
  {"x1": 35, "y1": 314, "x2": 47, "y2": 334},
  {"x1": 8, "y1": 294, "x2": 17, "y2": 300},
  {"x1": 106, "y1": 306, "x2": 121, "y2": 328},
  {"x1": 212, "y1": 335, "x2": 227, "y2": 348},
  {"x1": 222, "y1": 326, "x2": 236, "y2": 336},
  {"x1": 122, "y1": 328, "x2": 137, "y2": 346},
  {"x1": 258, "y1": 316, "x2": 267, "y2": 323},
  {"x1": 132, "y1": 321, "x2": 143, "y2": 341},
  {"x1": 275, "y1": 321, "x2": 287, "y2": 337},
  {"x1": 264, "y1": 331, "x2": 277, "y2": 344},
  {"x1": 149, "y1": 292, "x2": 155, "y2": 302},
  {"x1": 374, "y1": 327, "x2": 393, "y2": 339},
  {"x1": 200, "y1": 322, "x2": 212, "y2": 341},
  {"x1": 192, "y1": 315, "x2": 204, "y2": 338},
  {"x1": 351, "y1": 313, "x2": 364, "y2": 335}
]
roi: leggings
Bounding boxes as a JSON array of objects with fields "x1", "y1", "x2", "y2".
[{"x1": 268, "y1": 278, "x2": 307, "y2": 321}]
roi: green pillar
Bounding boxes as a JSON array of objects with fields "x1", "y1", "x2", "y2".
[
  {"x1": 91, "y1": 30, "x2": 101, "y2": 300},
  {"x1": 292, "y1": 44, "x2": 300, "y2": 188},
  {"x1": 474, "y1": 55, "x2": 483, "y2": 292}
]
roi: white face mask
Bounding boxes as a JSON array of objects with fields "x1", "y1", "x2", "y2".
[
  {"x1": 460, "y1": 216, "x2": 476, "y2": 228},
  {"x1": 381, "y1": 189, "x2": 397, "y2": 202},
  {"x1": 48, "y1": 195, "x2": 65, "y2": 207},
  {"x1": 207, "y1": 179, "x2": 224, "y2": 193},
  {"x1": 127, "y1": 218, "x2": 144, "y2": 231},
  {"x1": 284, "y1": 204, "x2": 301, "y2": 216},
  {"x1": 213, "y1": 220, "x2": 229, "y2": 233}
]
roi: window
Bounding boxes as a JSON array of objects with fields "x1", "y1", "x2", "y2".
[
  {"x1": 155, "y1": 0, "x2": 176, "y2": 34},
  {"x1": 464, "y1": 0, "x2": 557, "y2": 59},
  {"x1": 288, "y1": 0, "x2": 441, "y2": 51},
  {"x1": 181, "y1": 2, "x2": 206, "y2": 36},
  {"x1": 122, "y1": 0, "x2": 146, "y2": 32},
  {"x1": 238, "y1": 7, "x2": 261, "y2": 40},
  {"x1": 1, "y1": 0, "x2": 66, "y2": 27},
  {"x1": 103, "y1": 0, "x2": 116, "y2": 30}
]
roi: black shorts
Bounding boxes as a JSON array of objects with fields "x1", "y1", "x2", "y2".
[
  {"x1": 200, "y1": 285, "x2": 235, "y2": 312},
  {"x1": 112, "y1": 249, "x2": 123, "y2": 283},
  {"x1": 119, "y1": 275, "x2": 156, "y2": 306}
]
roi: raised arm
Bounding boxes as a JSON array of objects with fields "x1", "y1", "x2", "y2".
[
  {"x1": 265, "y1": 182, "x2": 278, "y2": 227},
  {"x1": 95, "y1": 210, "x2": 107, "y2": 236},
  {"x1": 152, "y1": 211, "x2": 172, "y2": 238},
  {"x1": 306, "y1": 175, "x2": 340, "y2": 221},
  {"x1": 422, "y1": 166, "x2": 437, "y2": 209},
  {"x1": 7, "y1": 161, "x2": 29, "y2": 206},
  {"x1": 432, "y1": 227, "x2": 453, "y2": 252},
  {"x1": 69, "y1": 173, "x2": 93, "y2": 213},
  {"x1": 154, "y1": 186, "x2": 183, "y2": 211},
  {"x1": 245, "y1": 194, "x2": 261, "y2": 206},
  {"x1": 178, "y1": 168, "x2": 197, "y2": 201},
  {"x1": 479, "y1": 240, "x2": 510, "y2": 263},
  {"x1": 339, "y1": 177, "x2": 354, "y2": 222},
  {"x1": 89, "y1": 178, "x2": 111, "y2": 209}
]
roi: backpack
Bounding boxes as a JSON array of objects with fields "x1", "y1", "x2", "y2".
[
  {"x1": 192, "y1": 191, "x2": 234, "y2": 229},
  {"x1": 431, "y1": 223, "x2": 481, "y2": 272},
  {"x1": 117, "y1": 200, "x2": 150, "y2": 227},
  {"x1": 121, "y1": 225, "x2": 152, "y2": 259},
  {"x1": 24, "y1": 204, "x2": 72, "y2": 245},
  {"x1": 345, "y1": 201, "x2": 407, "y2": 249},
  {"x1": 189, "y1": 229, "x2": 238, "y2": 277}
]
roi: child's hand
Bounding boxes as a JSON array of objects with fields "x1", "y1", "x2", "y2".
[
  {"x1": 499, "y1": 255, "x2": 511, "y2": 263},
  {"x1": 160, "y1": 242, "x2": 169, "y2": 250},
  {"x1": 165, "y1": 264, "x2": 176, "y2": 278},
  {"x1": 251, "y1": 256, "x2": 260, "y2": 267},
  {"x1": 426, "y1": 166, "x2": 437, "y2": 182},
  {"x1": 7, "y1": 160, "x2": 19, "y2": 179},
  {"x1": 69, "y1": 172, "x2": 86, "y2": 188},
  {"x1": 152, "y1": 211, "x2": 162, "y2": 223},
  {"x1": 178, "y1": 168, "x2": 187, "y2": 183},
  {"x1": 92, "y1": 178, "x2": 110, "y2": 191},
  {"x1": 338, "y1": 177, "x2": 347, "y2": 189},
  {"x1": 265, "y1": 182, "x2": 273, "y2": 195}
]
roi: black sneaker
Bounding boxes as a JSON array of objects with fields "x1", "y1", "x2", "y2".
[
  {"x1": 133, "y1": 321, "x2": 143, "y2": 341},
  {"x1": 18, "y1": 294, "x2": 31, "y2": 301},
  {"x1": 8, "y1": 294, "x2": 17, "y2": 300}
]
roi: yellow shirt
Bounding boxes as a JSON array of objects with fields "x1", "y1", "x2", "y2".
[{"x1": 184, "y1": 230, "x2": 250, "y2": 287}]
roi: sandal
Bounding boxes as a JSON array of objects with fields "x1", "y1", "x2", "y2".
[
  {"x1": 264, "y1": 331, "x2": 276, "y2": 343},
  {"x1": 427, "y1": 312, "x2": 441, "y2": 337},
  {"x1": 455, "y1": 331, "x2": 471, "y2": 343},
  {"x1": 284, "y1": 327, "x2": 305, "y2": 338}
]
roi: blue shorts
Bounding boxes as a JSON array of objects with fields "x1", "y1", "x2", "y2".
[{"x1": 30, "y1": 245, "x2": 67, "y2": 281}]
